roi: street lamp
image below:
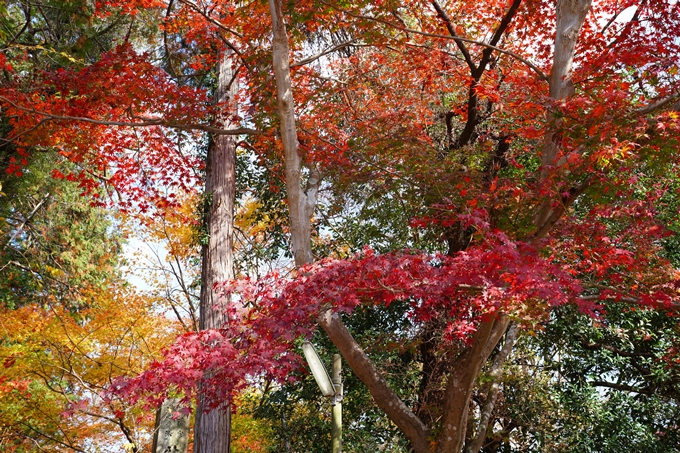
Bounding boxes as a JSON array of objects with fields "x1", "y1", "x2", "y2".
[{"x1": 301, "y1": 341, "x2": 343, "y2": 453}]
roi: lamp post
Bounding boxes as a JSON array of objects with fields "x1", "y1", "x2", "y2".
[{"x1": 302, "y1": 341, "x2": 343, "y2": 453}]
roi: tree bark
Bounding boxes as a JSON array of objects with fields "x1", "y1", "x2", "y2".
[
  {"x1": 535, "y1": 0, "x2": 593, "y2": 230},
  {"x1": 194, "y1": 51, "x2": 237, "y2": 453},
  {"x1": 466, "y1": 324, "x2": 519, "y2": 453},
  {"x1": 268, "y1": 0, "x2": 319, "y2": 267},
  {"x1": 434, "y1": 316, "x2": 510, "y2": 453}
]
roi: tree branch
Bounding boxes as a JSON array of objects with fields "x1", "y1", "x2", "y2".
[
  {"x1": 0, "y1": 96, "x2": 261, "y2": 136},
  {"x1": 291, "y1": 39, "x2": 358, "y2": 68},
  {"x1": 320, "y1": 2, "x2": 548, "y2": 81},
  {"x1": 475, "y1": 0, "x2": 522, "y2": 77},
  {"x1": 534, "y1": 176, "x2": 592, "y2": 239},
  {"x1": 430, "y1": 0, "x2": 475, "y2": 72},
  {"x1": 15, "y1": 421, "x2": 87, "y2": 453},
  {"x1": 2, "y1": 193, "x2": 50, "y2": 251},
  {"x1": 436, "y1": 315, "x2": 510, "y2": 453},
  {"x1": 589, "y1": 380, "x2": 654, "y2": 395},
  {"x1": 467, "y1": 323, "x2": 519, "y2": 453},
  {"x1": 635, "y1": 92, "x2": 680, "y2": 116},
  {"x1": 578, "y1": 339, "x2": 655, "y2": 359},
  {"x1": 177, "y1": 0, "x2": 244, "y2": 39}
]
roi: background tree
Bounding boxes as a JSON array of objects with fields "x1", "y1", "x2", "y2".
[
  {"x1": 472, "y1": 302, "x2": 680, "y2": 453},
  {"x1": 0, "y1": 3, "x2": 186, "y2": 451}
]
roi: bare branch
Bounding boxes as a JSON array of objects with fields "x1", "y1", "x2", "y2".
[
  {"x1": 15, "y1": 421, "x2": 87, "y2": 453},
  {"x1": 430, "y1": 0, "x2": 475, "y2": 72},
  {"x1": 0, "y1": 96, "x2": 261, "y2": 136},
  {"x1": 291, "y1": 39, "x2": 358, "y2": 68},
  {"x1": 321, "y1": 2, "x2": 548, "y2": 80}
]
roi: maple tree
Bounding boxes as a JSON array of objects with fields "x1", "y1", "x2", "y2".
[
  {"x1": 0, "y1": 280, "x2": 179, "y2": 452},
  {"x1": 0, "y1": 3, "x2": 189, "y2": 451},
  {"x1": 2, "y1": 0, "x2": 680, "y2": 451},
  {"x1": 259, "y1": 1, "x2": 680, "y2": 451}
]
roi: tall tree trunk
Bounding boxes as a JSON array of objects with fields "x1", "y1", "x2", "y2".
[
  {"x1": 265, "y1": 5, "x2": 431, "y2": 449},
  {"x1": 194, "y1": 51, "x2": 237, "y2": 453}
]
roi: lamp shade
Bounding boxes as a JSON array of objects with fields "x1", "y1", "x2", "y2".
[{"x1": 302, "y1": 341, "x2": 335, "y2": 397}]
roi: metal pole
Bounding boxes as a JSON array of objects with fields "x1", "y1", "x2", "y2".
[{"x1": 331, "y1": 354, "x2": 342, "y2": 453}]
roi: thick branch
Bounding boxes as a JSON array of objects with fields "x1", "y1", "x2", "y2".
[
  {"x1": 318, "y1": 310, "x2": 431, "y2": 453},
  {"x1": 430, "y1": 0, "x2": 475, "y2": 72},
  {"x1": 534, "y1": 0, "x2": 593, "y2": 235},
  {"x1": 534, "y1": 176, "x2": 591, "y2": 239},
  {"x1": 467, "y1": 323, "x2": 519, "y2": 453},
  {"x1": 589, "y1": 380, "x2": 654, "y2": 395},
  {"x1": 436, "y1": 315, "x2": 510, "y2": 453},
  {"x1": 454, "y1": 83, "x2": 480, "y2": 149},
  {"x1": 579, "y1": 339, "x2": 654, "y2": 359},
  {"x1": 635, "y1": 93, "x2": 680, "y2": 116},
  {"x1": 540, "y1": 0, "x2": 592, "y2": 166},
  {"x1": 549, "y1": 0, "x2": 592, "y2": 100},
  {"x1": 578, "y1": 293, "x2": 680, "y2": 309}
]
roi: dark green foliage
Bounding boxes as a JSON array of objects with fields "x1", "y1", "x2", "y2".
[
  {"x1": 1, "y1": 114, "x2": 121, "y2": 309},
  {"x1": 1, "y1": 0, "x2": 157, "y2": 70},
  {"x1": 491, "y1": 304, "x2": 680, "y2": 453}
]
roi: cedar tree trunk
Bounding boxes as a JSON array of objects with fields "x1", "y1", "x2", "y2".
[{"x1": 194, "y1": 51, "x2": 237, "y2": 453}]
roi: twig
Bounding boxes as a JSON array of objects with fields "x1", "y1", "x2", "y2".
[{"x1": 291, "y1": 39, "x2": 358, "y2": 68}]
